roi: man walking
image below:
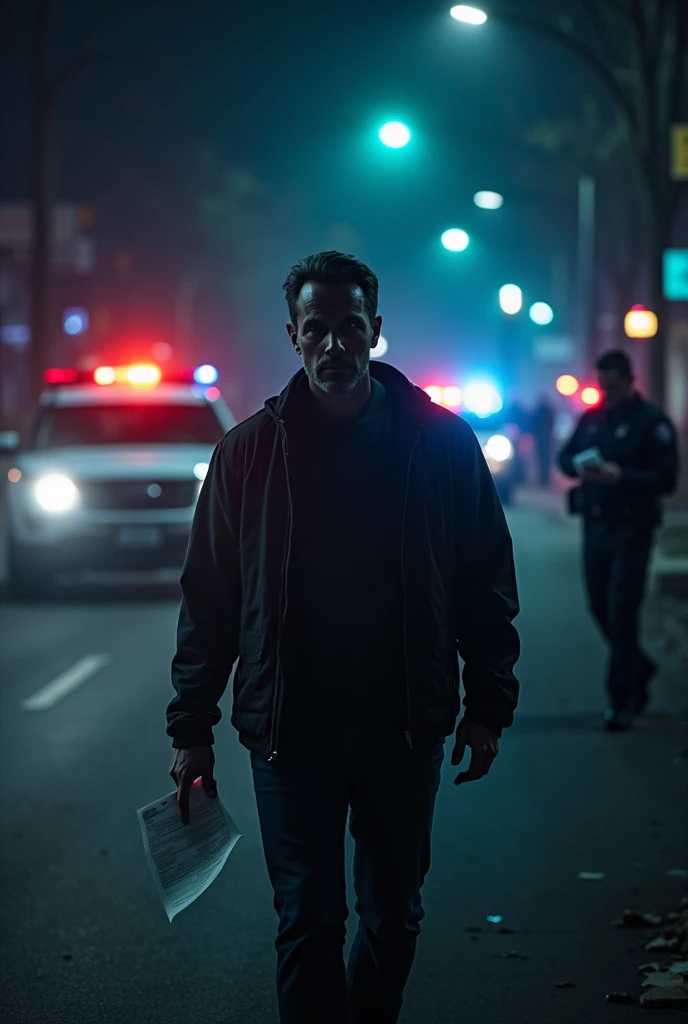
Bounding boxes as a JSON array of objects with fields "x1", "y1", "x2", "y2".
[
  {"x1": 558, "y1": 350, "x2": 678, "y2": 731},
  {"x1": 167, "y1": 252, "x2": 521, "y2": 1023}
]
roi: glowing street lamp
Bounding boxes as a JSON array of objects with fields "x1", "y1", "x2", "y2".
[
  {"x1": 624, "y1": 304, "x2": 658, "y2": 339},
  {"x1": 441, "y1": 228, "x2": 470, "y2": 251},
  {"x1": 473, "y1": 190, "x2": 503, "y2": 210},
  {"x1": 581, "y1": 386, "x2": 601, "y2": 406},
  {"x1": 450, "y1": 5, "x2": 488, "y2": 24},
  {"x1": 370, "y1": 336, "x2": 389, "y2": 359},
  {"x1": 529, "y1": 301, "x2": 554, "y2": 326},
  {"x1": 379, "y1": 122, "x2": 411, "y2": 148},
  {"x1": 499, "y1": 284, "x2": 522, "y2": 315},
  {"x1": 556, "y1": 374, "x2": 579, "y2": 397}
]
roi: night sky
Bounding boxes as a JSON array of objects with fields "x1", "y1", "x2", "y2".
[{"x1": 2, "y1": 1, "x2": 616, "y2": 415}]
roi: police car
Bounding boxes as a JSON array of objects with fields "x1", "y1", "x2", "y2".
[
  {"x1": 423, "y1": 382, "x2": 520, "y2": 505},
  {"x1": 2, "y1": 363, "x2": 235, "y2": 596}
]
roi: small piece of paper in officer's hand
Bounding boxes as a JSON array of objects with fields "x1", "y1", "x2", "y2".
[{"x1": 137, "y1": 781, "x2": 242, "y2": 922}]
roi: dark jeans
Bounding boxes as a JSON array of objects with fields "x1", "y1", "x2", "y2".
[
  {"x1": 583, "y1": 522, "x2": 655, "y2": 710},
  {"x1": 251, "y1": 723, "x2": 444, "y2": 1024}
]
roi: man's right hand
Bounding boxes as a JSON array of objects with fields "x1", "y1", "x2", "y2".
[{"x1": 169, "y1": 745, "x2": 216, "y2": 825}]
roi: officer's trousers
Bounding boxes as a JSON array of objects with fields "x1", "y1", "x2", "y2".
[{"x1": 583, "y1": 521, "x2": 655, "y2": 710}]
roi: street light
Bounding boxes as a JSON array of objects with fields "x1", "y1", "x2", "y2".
[
  {"x1": 450, "y1": 5, "x2": 487, "y2": 24},
  {"x1": 498, "y1": 284, "x2": 522, "y2": 315},
  {"x1": 624, "y1": 304, "x2": 658, "y2": 339},
  {"x1": 379, "y1": 122, "x2": 411, "y2": 148},
  {"x1": 529, "y1": 301, "x2": 554, "y2": 326},
  {"x1": 441, "y1": 228, "x2": 470, "y2": 251},
  {"x1": 473, "y1": 190, "x2": 504, "y2": 210},
  {"x1": 556, "y1": 374, "x2": 579, "y2": 397},
  {"x1": 370, "y1": 336, "x2": 388, "y2": 359}
]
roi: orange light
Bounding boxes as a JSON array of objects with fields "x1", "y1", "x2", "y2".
[
  {"x1": 7, "y1": 468, "x2": 21, "y2": 483},
  {"x1": 442, "y1": 386, "x2": 462, "y2": 408},
  {"x1": 581, "y1": 386, "x2": 601, "y2": 406},
  {"x1": 556, "y1": 374, "x2": 579, "y2": 397},
  {"x1": 424, "y1": 385, "x2": 443, "y2": 404},
  {"x1": 94, "y1": 366, "x2": 116, "y2": 385},
  {"x1": 126, "y1": 364, "x2": 161, "y2": 386},
  {"x1": 624, "y1": 304, "x2": 657, "y2": 339}
]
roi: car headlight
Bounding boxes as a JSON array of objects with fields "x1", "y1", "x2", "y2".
[
  {"x1": 34, "y1": 473, "x2": 80, "y2": 513},
  {"x1": 484, "y1": 434, "x2": 513, "y2": 463}
]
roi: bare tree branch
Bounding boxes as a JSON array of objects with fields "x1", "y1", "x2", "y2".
[{"x1": 488, "y1": 8, "x2": 639, "y2": 135}]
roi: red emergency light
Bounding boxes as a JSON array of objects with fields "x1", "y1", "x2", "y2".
[{"x1": 43, "y1": 364, "x2": 218, "y2": 388}]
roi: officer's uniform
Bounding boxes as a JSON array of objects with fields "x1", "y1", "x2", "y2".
[{"x1": 558, "y1": 393, "x2": 678, "y2": 715}]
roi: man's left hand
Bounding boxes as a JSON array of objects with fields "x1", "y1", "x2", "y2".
[
  {"x1": 583, "y1": 461, "x2": 622, "y2": 485},
  {"x1": 451, "y1": 719, "x2": 499, "y2": 786}
]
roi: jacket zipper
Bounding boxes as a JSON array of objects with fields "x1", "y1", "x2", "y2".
[
  {"x1": 401, "y1": 425, "x2": 424, "y2": 750},
  {"x1": 267, "y1": 419, "x2": 293, "y2": 761}
]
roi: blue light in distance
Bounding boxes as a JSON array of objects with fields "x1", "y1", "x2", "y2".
[
  {"x1": 194, "y1": 364, "x2": 219, "y2": 385},
  {"x1": 63, "y1": 308, "x2": 89, "y2": 335},
  {"x1": 463, "y1": 380, "x2": 503, "y2": 418}
]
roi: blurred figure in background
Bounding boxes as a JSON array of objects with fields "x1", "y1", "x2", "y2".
[
  {"x1": 558, "y1": 350, "x2": 679, "y2": 731},
  {"x1": 532, "y1": 396, "x2": 555, "y2": 488}
]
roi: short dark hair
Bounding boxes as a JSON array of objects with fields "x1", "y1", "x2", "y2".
[
  {"x1": 596, "y1": 349, "x2": 633, "y2": 378},
  {"x1": 283, "y1": 251, "x2": 379, "y2": 325}
]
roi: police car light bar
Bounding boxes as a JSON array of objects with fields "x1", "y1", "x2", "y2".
[{"x1": 43, "y1": 364, "x2": 219, "y2": 387}]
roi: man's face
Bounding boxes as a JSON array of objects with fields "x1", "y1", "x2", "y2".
[
  {"x1": 597, "y1": 368, "x2": 634, "y2": 409},
  {"x1": 287, "y1": 281, "x2": 382, "y2": 394}
]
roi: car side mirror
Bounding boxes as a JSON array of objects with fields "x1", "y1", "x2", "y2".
[{"x1": 0, "y1": 430, "x2": 20, "y2": 453}]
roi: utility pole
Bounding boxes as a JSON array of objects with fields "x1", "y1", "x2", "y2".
[{"x1": 576, "y1": 175, "x2": 596, "y2": 373}]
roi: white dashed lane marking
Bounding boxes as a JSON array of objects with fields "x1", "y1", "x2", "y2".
[{"x1": 21, "y1": 654, "x2": 113, "y2": 711}]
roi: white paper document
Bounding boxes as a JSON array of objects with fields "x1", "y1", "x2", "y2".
[
  {"x1": 137, "y1": 781, "x2": 242, "y2": 922},
  {"x1": 571, "y1": 446, "x2": 604, "y2": 473}
]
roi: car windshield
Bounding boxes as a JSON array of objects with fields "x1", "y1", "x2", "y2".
[{"x1": 32, "y1": 404, "x2": 224, "y2": 448}]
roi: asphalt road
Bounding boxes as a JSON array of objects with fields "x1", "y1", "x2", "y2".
[{"x1": 1, "y1": 505, "x2": 686, "y2": 1024}]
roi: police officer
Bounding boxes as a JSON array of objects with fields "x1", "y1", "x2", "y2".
[{"x1": 558, "y1": 350, "x2": 679, "y2": 731}]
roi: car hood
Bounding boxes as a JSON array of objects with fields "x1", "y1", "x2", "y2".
[{"x1": 18, "y1": 445, "x2": 214, "y2": 481}]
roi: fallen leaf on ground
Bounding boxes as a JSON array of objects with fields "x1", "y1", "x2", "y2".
[
  {"x1": 554, "y1": 980, "x2": 574, "y2": 988},
  {"x1": 486, "y1": 915, "x2": 504, "y2": 924},
  {"x1": 667, "y1": 869, "x2": 688, "y2": 878},
  {"x1": 637, "y1": 962, "x2": 661, "y2": 974},
  {"x1": 668, "y1": 961, "x2": 688, "y2": 976},
  {"x1": 642, "y1": 971, "x2": 684, "y2": 988},
  {"x1": 614, "y1": 909, "x2": 663, "y2": 928},
  {"x1": 578, "y1": 871, "x2": 606, "y2": 881},
  {"x1": 639, "y1": 986, "x2": 688, "y2": 1009},
  {"x1": 645, "y1": 936, "x2": 680, "y2": 952},
  {"x1": 606, "y1": 992, "x2": 637, "y2": 1004}
]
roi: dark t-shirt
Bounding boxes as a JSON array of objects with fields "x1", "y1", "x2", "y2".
[{"x1": 282, "y1": 379, "x2": 406, "y2": 730}]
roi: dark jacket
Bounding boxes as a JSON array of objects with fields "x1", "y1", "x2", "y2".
[
  {"x1": 167, "y1": 362, "x2": 520, "y2": 760},
  {"x1": 558, "y1": 393, "x2": 678, "y2": 528}
]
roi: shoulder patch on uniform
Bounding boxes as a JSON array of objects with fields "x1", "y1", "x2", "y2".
[{"x1": 655, "y1": 421, "x2": 674, "y2": 444}]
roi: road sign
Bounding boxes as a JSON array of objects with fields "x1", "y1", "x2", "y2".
[
  {"x1": 670, "y1": 124, "x2": 688, "y2": 180},
  {"x1": 663, "y1": 249, "x2": 688, "y2": 301}
]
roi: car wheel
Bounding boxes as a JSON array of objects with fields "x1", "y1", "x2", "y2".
[{"x1": 7, "y1": 542, "x2": 54, "y2": 601}]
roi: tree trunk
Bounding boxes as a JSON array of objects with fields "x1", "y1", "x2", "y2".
[{"x1": 29, "y1": 0, "x2": 54, "y2": 410}]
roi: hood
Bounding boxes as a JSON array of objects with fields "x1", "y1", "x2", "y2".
[
  {"x1": 263, "y1": 361, "x2": 431, "y2": 422},
  {"x1": 18, "y1": 444, "x2": 214, "y2": 481}
]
